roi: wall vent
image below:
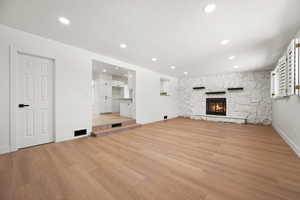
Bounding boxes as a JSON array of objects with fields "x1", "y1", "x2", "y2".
[
  {"x1": 74, "y1": 129, "x2": 87, "y2": 137},
  {"x1": 112, "y1": 123, "x2": 122, "y2": 128}
]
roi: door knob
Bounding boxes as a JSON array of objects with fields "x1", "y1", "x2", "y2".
[{"x1": 19, "y1": 104, "x2": 30, "y2": 108}]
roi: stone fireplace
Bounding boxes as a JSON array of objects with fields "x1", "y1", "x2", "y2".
[
  {"x1": 179, "y1": 71, "x2": 272, "y2": 124},
  {"x1": 206, "y1": 98, "x2": 226, "y2": 116}
]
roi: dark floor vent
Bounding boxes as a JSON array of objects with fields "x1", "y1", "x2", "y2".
[
  {"x1": 112, "y1": 123, "x2": 122, "y2": 128},
  {"x1": 74, "y1": 129, "x2": 87, "y2": 137}
]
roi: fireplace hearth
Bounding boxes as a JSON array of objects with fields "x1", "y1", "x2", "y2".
[{"x1": 206, "y1": 98, "x2": 226, "y2": 116}]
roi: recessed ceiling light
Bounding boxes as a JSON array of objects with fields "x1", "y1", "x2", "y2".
[
  {"x1": 58, "y1": 17, "x2": 70, "y2": 25},
  {"x1": 233, "y1": 65, "x2": 239, "y2": 69},
  {"x1": 152, "y1": 58, "x2": 157, "y2": 62},
  {"x1": 120, "y1": 44, "x2": 127, "y2": 48},
  {"x1": 204, "y1": 4, "x2": 216, "y2": 13},
  {"x1": 103, "y1": 69, "x2": 107, "y2": 72},
  {"x1": 184, "y1": 72, "x2": 188, "y2": 75},
  {"x1": 170, "y1": 66, "x2": 176, "y2": 70},
  {"x1": 229, "y1": 56, "x2": 235, "y2": 60},
  {"x1": 221, "y1": 40, "x2": 230, "y2": 45}
]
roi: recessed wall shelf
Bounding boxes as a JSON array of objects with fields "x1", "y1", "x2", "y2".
[
  {"x1": 193, "y1": 87, "x2": 206, "y2": 90},
  {"x1": 205, "y1": 91, "x2": 226, "y2": 95},
  {"x1": 227, "y1": 87, "x2": 244, "y2": 91},
  {"x1": 160, "y1": 78, "x2": 171, "y2": 96}
]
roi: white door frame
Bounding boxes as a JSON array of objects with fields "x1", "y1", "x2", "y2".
[{"x1": 10, "y1": 44, "x2": 56, "y2": 152}]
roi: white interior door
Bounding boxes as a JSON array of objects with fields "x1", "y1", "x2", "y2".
[
  {"x1": 105, "y1": 80, "x2": 112, "y2": 113},
  {"x1": 98, "y1": 79, "x2": 107, "y2": 113},
  {"x1": 16, "y1": 53, "x2": 54, "y2": 148},
  {"x1": 99, "y1": 79, "x2": 112, "y2": 113}
]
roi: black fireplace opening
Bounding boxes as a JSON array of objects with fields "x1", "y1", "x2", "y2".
[{"x1": 206, "y1": 98, "x2": 226, "y2": 116}]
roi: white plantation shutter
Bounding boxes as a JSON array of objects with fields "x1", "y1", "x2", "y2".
[
  {"x1": 278, "y1": 56, "x2": 287, "y2": 97},
  {"x1": 296, "y1": 40, "x2": 299, "y2": 96},
  {"x1": 271, "y1": 67, "x2": 280, "y2": 98},
  {"x1": 286, "y1": 39, "x2": 298, "y2": 96},
  {"x1": 271, "y1": 38, "x2": 299, "y2": 97},
  {"x1": 270, "y1": 70, "x2": 276, "y2": 98}
]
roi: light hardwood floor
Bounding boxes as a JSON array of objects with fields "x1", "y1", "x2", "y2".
[{"x1": 1, "y1": 118, "x2": 300, "y2": 200}]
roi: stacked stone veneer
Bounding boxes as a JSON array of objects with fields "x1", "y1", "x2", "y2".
[{"x1": 178, "y1": 71, "x2": 272, "y2": 125}]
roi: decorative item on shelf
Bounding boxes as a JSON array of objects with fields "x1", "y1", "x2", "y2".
[
  {"x1": 193, "y1": 87, "x2": 205, "y2": 90},
  {"x1": 227, "y1": 87, "x2": 244, "y2": 91},
  {"x1": 205, "y1": 91, "x2": 226, "y2": 95},
  {"x1": 160, "y1": 92, "x2": 169, "y2": 96},
  {"x1": 296, "y1": 85, "x2": 300, "y2": 90}
]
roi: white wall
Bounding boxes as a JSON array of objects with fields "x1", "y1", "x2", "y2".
[
  {"x1": 272, "y1": 30, "x2": 300, "y2": 156},
  {"x1": 0, "y1": 24, "x2": 178, "y2": 154}
]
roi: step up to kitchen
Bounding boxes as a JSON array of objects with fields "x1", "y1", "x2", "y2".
[
  {"x1": 92, "y1": 119, "x2": 136, "y2": 132},
  {"x1": 91, "y1": 123, "x2": 142, "y2": 137}
]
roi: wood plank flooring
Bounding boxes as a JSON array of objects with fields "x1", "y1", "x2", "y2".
[{"x1": 1, "y1": 118, "x2": 300, "y2": 200}]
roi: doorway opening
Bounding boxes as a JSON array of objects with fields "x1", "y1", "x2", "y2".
[{"x1": 91, "y1": 60, "x2": 136, "y2": 134}]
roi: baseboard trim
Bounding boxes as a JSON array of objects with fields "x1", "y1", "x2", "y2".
[
  {"x1": 0, "y1": 135, "x2": 91, "y2": 155},
  {"x1": 272, "y1": 123, "x2": 300, "y2": 157},
  {"x1": 0, "y1": 145, "x2": 11, "y2": 154}
]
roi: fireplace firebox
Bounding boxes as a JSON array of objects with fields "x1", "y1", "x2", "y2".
[{"x1": 206, "y1": 98, "x2": 226, "y2": 116}]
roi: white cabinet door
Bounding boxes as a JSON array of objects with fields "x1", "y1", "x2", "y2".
[
  {"x1": 16, "y1": 53, "x2": 54, "y2": 148},
  {"x1": 120, "y1": 102, "x2": 131, "y2": 117}
]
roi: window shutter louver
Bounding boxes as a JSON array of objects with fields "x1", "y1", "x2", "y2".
[
  {"x1": 295, "y1": 40, "x2": 299, "y2": 96},
  {"x1": 271, "y1": 66, "x2": 280, "y2": 98},
  {"x1": 271, "y1": 38, "x2": 299, "y2": 97},
  {"x1": 278, "y1": 56, "x2": 287, "y2": 97},
  {"x1": 270, "y1": 70, "x2": 276, "y2": 98},
  {"x1": 286, "y1": 39, "x2": 297, "y2": 96}
]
